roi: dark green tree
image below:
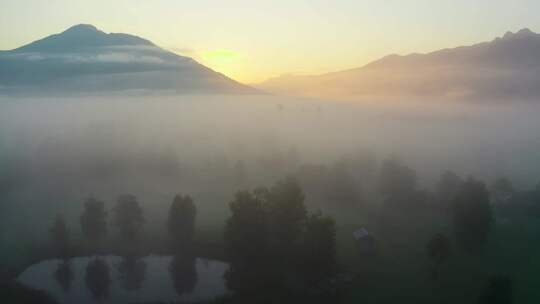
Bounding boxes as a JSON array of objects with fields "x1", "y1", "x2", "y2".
[
  {"x1": 478, "y1": 275, "x2": 513, "y2": 304},
  {"x1": 301, "y1": 211, "x2": 337, "y2": 285},
  {"x1": 377, "y1": 158, "x2": 423, "y2": 235},
  {"x1": 50, "y1": 215, "x2": 70, "y2": 258},
  {"x1": 426, "y1": 233, "x2": 451, "y2": 279},
  {"x1": 80, "y1": 197, "x2": 107, "y2": 251},
  {"x1": 436, "y1": 170, "x2": 463, "y2": 206},
  {"x1": 490, "y1": 178, "x2": 515, "y2": 204},
  {"x1": 167, "y1": 194, "x2": 197, "y2": 251},
  {"x1": 113, "y1": 195, "x2": 144, "y2": 253},
  {"x1": 530, "y1": 182, "x2": 540, "y2": 216},
  {"x1": 266, "y1": 177, "x2": 307, "y2": 250},
  {"x1": 378, "y1": 158, "x2": 419, "y2": 211},
  {"x1": 452, "y1": 178, "x2": 493, "y2": 253},
  {"x1": 326, "y1": 162, "x2": 362, "y2": 208},
  {"x1": 224, "y1": 190, "x2": 270, "y2": 297},
  {"x1": 225, "y1": 190, "x2": 268, "y2": 266},
  {"x1": 224, "y1": 179, "x2": 337, "y2": 302}
]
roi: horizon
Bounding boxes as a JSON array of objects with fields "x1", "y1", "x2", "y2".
[
  {"x1": 2, "y1": 0, "x2": 540, "y2": 83},
  {"x1": 3, "y1": 2, "x2": 540, "y2": 304}
]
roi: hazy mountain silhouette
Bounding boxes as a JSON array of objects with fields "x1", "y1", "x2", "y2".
[
  {"x1": 0, "y1": 24, "x2": 258, "y2": 95},
  {"x1": 258, "y1": 28, "x2": 540, "y2": 101}
]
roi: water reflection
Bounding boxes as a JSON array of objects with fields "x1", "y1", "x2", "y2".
[
  {"x1": 169, "y1": 253, "x2": 197, "y2": 296},
  {"x1": 17, "y1": 255, "x2": 229, "y2": 304},
  {"x1": 85, "y1": 258, "x2": 111, "y2": 302},
  {"x1": 54, "y1": 260, "x2": 74, "y2": 293},
  {"x1": 118, "y1": 256, "x2": 146, "y2": 291}
]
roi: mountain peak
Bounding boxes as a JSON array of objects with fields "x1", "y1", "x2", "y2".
[
  {"x1": 259, "y1": 27, "x2": 540, "y2": 100},
  {"x1": 62, "y1": 24, "x2": 101, "y2": 34},
  {"x1": 517, "y1": 28, "x2": 534, "y2": 35},
  {"x1": 501, "y1": 28, "x2": 537, "y2": 41},
  {"x1": 12, "y1": 24, "x2": 154, "y2": 52},
  {"x1": 1, "y1": 24, "x2": 258, "y2": 95}
]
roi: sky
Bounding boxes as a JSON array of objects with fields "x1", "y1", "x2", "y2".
[{"x1": 1, "y1": 0, "x2": 540, "y2": 83}]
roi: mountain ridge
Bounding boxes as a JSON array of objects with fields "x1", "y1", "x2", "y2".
[
  {"x1": 0, "y1": 24, "x2": 259, "y2": 95},
  {"x1": 13, "y1": 24, "x2": 157, "y2": 53},
  {"x1": 258, "y1": 28, "x2": 540, "y2": 101}
]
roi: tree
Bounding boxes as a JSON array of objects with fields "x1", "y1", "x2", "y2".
[
  {"x1": 224, "y1": 179, "x2": 336, "y2": 302},
  {"x1": 296, "y1": 164, "x2": 330, "y2": 206},
  {"x1": 377, "y1": 159, "x2": 423, "y2": 234},
  {"x1": 167, "y1": 194, "x2": 197, "y2": 251},
  {"x1": 426, "y1": 233, "x2": 451, "y2": 279},
  {"x1": 436, "y1": 170, "x2": 463, "y2": 206},
  {"x1": 266, "y1": 177, "x2": 307, "y2": 250},
  {"x1": 325, "y1": 162, "x2": 362, "y2": 208},
  {"x1": 113, "y1": 195, "x2": 144, "y2": 252},
  {"x1": 530, "y1": 182, "x2": 540, "y2": 216},
  {"x1": 225, "y1": 191, "x2": 268, "y2": 265},
  {"x1": 80, "y1": 197, "x2": 107, "y2": 251},
  {"x1": 50, "y1": 215, "x2": 70, "y2": 258},
  {"x1": 378, "y1": 158, "x2": 418, "y2": 210},
  {"x1": 452, "y1": 178, "x2": 493, "y2": 253},
  {"x1": 490, "y1": 178, "x2": 515, "y2": 204},
  {"x1": 224, "y1": 190, "x2": 270, "y2": 296},
  {"x1": 301, "y1": 211, "x2": 337, "y2": 285},
  {"x1": 478, "y1": 275, "x2": 513, "y2": 304}
]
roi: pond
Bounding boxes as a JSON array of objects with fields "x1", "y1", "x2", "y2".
[{"x1": 17, "y1": 255, "x2": 230, "y2": 304}]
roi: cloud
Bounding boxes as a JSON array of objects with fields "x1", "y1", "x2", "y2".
[
  {"x1": 13, "y1": 51, "x2": 166, "y2": 64},
  {"x1": 169, "y1": 47, "x2": 196, "y2": 56},
  {"x1": 66, "y1": 53, "x2": 166, "y2": 64}
]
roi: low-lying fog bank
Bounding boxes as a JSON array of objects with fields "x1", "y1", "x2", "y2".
[{"x1": 1, "y1": 95, "x2": 539, "y2": 262}]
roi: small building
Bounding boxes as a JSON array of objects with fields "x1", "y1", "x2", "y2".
[{"x1": 353, "y1": 227, "x2": 377, "y2": 255}]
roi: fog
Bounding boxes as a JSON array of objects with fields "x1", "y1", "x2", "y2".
[{"x1": 1, "y1": 95, "x2": 540, "y2": 262}]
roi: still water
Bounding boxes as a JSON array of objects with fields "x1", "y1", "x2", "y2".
[{"x1": 17, "y1": 255, "x2": 230, "y2": 303}]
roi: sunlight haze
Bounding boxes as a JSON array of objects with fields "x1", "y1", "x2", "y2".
[
  {"x1": 3, "y1": 2, "x2": 540, "y2": 304},
  {"x1": 1, "y1": 0, "x2": 539, "y2": 83}
]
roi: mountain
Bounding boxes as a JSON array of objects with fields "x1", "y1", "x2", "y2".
[
  {"x1": 258, "y1": 28, "x2": 540, "y2": 101},
  {"x1": 0, "y1": 24, "x2": 258, "y2": 95}
]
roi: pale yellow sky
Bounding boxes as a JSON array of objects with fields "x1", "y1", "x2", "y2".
[{"x1": 1, "y1": 0, "x2": 539, "y2": 83}]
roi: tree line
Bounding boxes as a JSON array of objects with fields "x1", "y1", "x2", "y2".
[
  {"x1": 50, "y1": 193, "x2": 197, "y2": 258},
  {"x1": 48, "y1": 178, "x2": 338, "y2": 303},
  {"x1": 46, "y1": 156, "x2": 534, "y2": 304}
]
